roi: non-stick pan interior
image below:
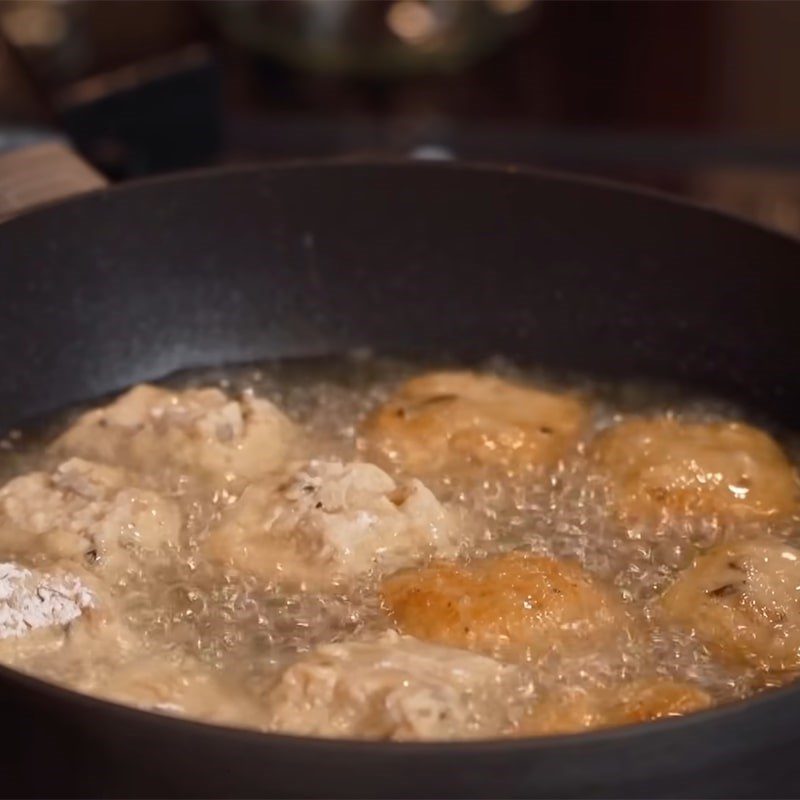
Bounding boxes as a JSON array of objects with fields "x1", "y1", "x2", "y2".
[
  {"x1": 0, "y1": 161, "x2": 799, "y2": 798},
  {"x1": 0, "y1": 161, "x2": 797, "y2": 430}
]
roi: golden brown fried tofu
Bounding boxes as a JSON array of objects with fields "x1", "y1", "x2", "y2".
[
  {"x1": 661, "y1": 539, "x2": 800, "y2": 671},
  {"x1": 590, "y1": 418, "x2": 798, "y2": 521},
  {"x1": 362, "y1": 371, "x2": 587, "y2": 474},
  {"x1": 517, "y1": 678, "x2": 712, "y2": 736},
  {"x1": 381, "y1": 551, "x2": 626, "y2": 660}
]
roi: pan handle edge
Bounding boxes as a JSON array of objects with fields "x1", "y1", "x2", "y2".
[{"x1": 0, "y1": 140, "x2": 108, "y2": 222}]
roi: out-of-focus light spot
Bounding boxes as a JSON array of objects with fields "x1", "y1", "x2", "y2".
[
  {"x1": 411, "y1": 145, "x2": 454, "y2": 161},
  {"x1": 487, "y1": 0, "x2": 534, "y2": 15},
  {"x1": 1, "y1": 2, "x2": 67, "y2": 48},
  {"x1": 386, "y1": 1, "x2": 438, "y2": 44}
]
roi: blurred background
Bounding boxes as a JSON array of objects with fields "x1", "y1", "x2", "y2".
[{"x1": 2, "y1": 0, "x2": 800, "y2": 233}]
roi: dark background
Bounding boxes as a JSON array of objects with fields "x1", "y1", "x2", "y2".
[{"x1": 2, "y1": 0, "x2": 800, "y2": 232}]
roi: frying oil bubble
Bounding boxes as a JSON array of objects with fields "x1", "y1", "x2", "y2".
[{"x1": 0, "y1": 354, "x2": 798, "y2": 733}]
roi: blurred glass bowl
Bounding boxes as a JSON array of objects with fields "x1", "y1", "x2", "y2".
[{"x1": 205, "y1": 0, "x2": 537, "y2": 77}]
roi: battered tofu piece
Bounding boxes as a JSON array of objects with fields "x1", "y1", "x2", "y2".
[
  {"x1": 382, "y1": 551, "x2": 626, "y2": 660},
  {"x1": 517, "y1": 678, "x2": 712, "y2": 736},
  {"x1": 0, "y1": 458, "x2": 181, "y2": 577},
  {"x1": 263, "y1": 631, "x2": 519, "y2": 740},
  {"x1": 362, "y1": 371, "x2": 587, "y2": 474},
  {"x1": 661, "y1": 539, "x2": 800, "y2": 671},
  {"x1": 205, "y1": 460, "x2": 462, "y2": 589},
  {"x1": 89, "y1": 652, "x2": 262, "y2": 728},
  {"x1": 0, "y1": 561, "x2": 125, "y2": 662},
  {"x1": 52, "y1": 383, "x2": 298, "y2": 487},
  {"x1": 0, "y1": 561, "x2": 94, "y2": 642},
  {"x1": 0, "y1": 566, "x2": 250, "y2": 725},
  {"x1": 590, "y1": 418, "x2": 798, "y2": 520}
]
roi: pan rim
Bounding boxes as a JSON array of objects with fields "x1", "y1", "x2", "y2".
[
  {"x1": 2, "y1": 155, "x2": 799, "y2": 249},
  {"x1": 0, "y1": 652, "x2": 797, "y2": 753}
]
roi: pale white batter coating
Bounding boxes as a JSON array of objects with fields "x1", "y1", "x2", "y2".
[
  {"x1": 52, "y1": 383, "x2": 298, "y2": 488},
  {"x1": 0, "y1": 560, "x2": 131, "y2": 666},
  {"x1": 263, "y1": 630, "x2": 519, "y2": 740},
  {"x1": 0, "y1": 561, "x2": 94, "y2": 640},
  {"x1": 0, "y1": 458, "x2": 181, "y2": 577},
  {"x1": 86, "y1": 651, "x2": 263, "y2": 728},
  {"x1": 205, "y1": 459, "x2": 463, "y2": 589},
  {"x1": 0, "y1": 564, "x2": 253, "y2": 725}
]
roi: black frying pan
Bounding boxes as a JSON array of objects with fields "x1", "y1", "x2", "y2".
[{"x1": 0, "y1": 160, "x2": 799, "y2": 799}]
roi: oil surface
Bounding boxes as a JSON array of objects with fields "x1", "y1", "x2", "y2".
[{"x1": 1, "y1": 354, "x2": 798, "y2": 735}]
